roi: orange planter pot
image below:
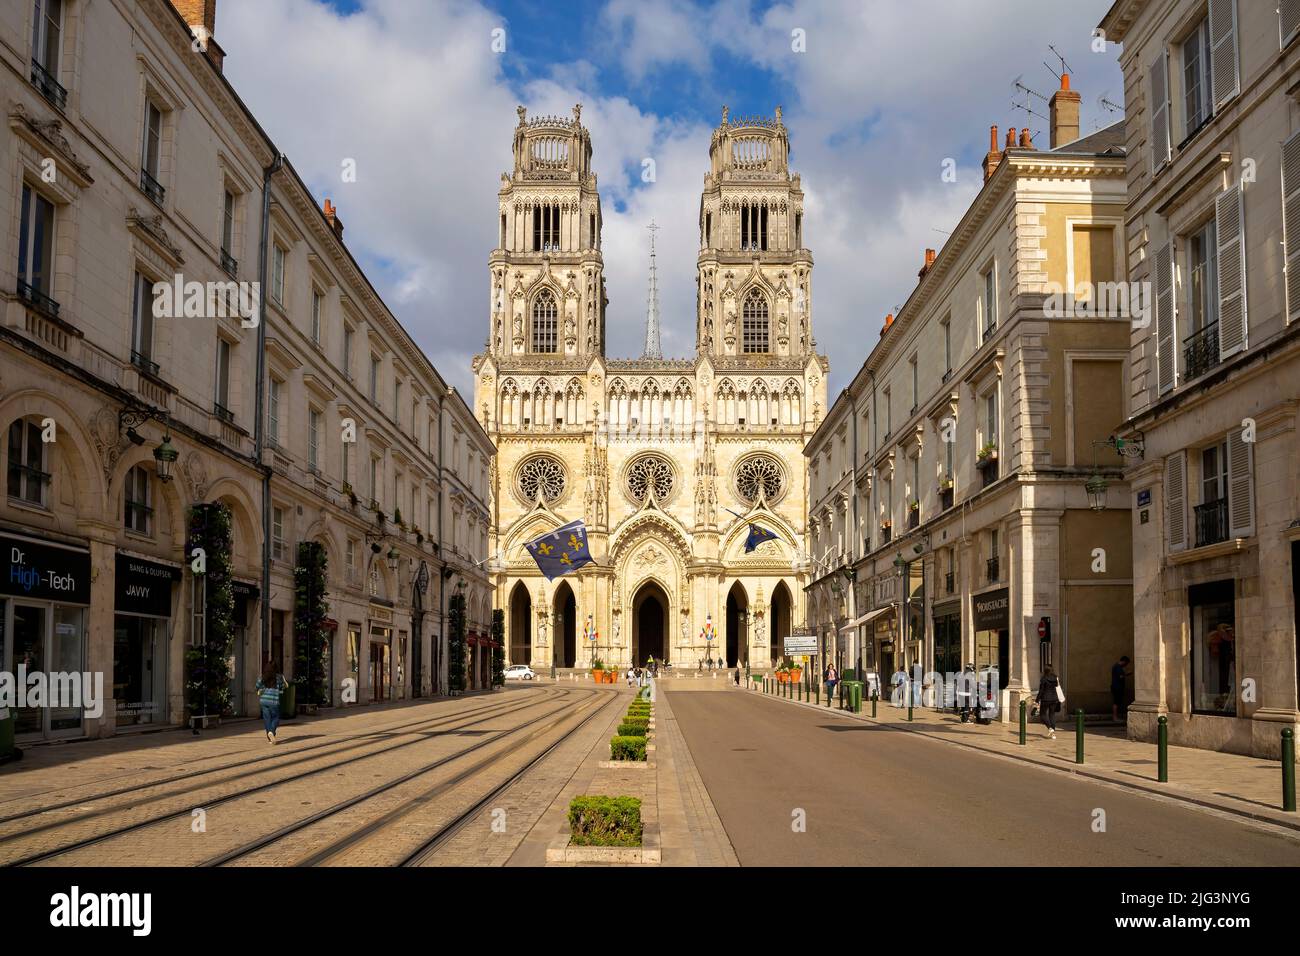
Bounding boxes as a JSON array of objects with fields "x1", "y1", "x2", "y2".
[
  {"x1": 607, "y1": 670, "x2": 619, "y2": 683},
  {"x1": 791, "y1": 668, "x2": 803, "y2": 682},
  {"x1": 592, "y1": 669, "x2": 605, "y2": 682}
]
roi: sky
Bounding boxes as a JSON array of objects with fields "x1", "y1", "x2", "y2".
[{"x1": 219, "y1": 0, "x2": 1122, "y2": 398}]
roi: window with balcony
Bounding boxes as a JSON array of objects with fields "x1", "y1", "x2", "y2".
[
  {"x1": 17, "y1": 184, "x2": 58, "y2": 317},
  {"x1": 369, "y1": 355, "x2": 380, "y2": 402},
  {"x1": 30, "y1": 0, "x2": 66, "y2": 109},
  {"x1": 124, "y1": 465, "x2": 152, "y2": 535},
  {"x1": 987, "y1": 529, "x2": 1000, "y2": 582},
  {"x1": 941, "y1": 316, "x2": 952, "y2": 378},
  {"x1": 221, "y1": 189, "x2": 237, "y2": 275},
  {"x1": 7, "y1": 418, "x2": 49, "y2": 506},
  {"x1": 981, "y1": 265, "x2": 997, "y2": 340},
  {"x1": 130, "y1": 272, "x2": 158, "y2": 376},
  {"x1": 1181, "y1": 17, "x2": 1213, "y2": 142},
  {"x1": 272, "y1": 506, "x2": 286, "y2": 562},
  {"x1": 343, "y1": 325, "x2": 354, "y2": 380},
  {"x1": 308, "y1": 407, "x2": 321, "y2": 472},
  {"x1": 140, "y1": 101, "x2": 165, "y2": 205},
  {"x1": 1183, "y1": 219, "x2": 1219, "y2": 380},
  {"x1": 311, "y1": 289, "x2": 323, "y2": 345},
  {"x1": 1196, "y1": 440, "x2": 1228, "y2": 548},
  {"x1": 268, "y1": 377, "x2": 282, "y2": 446},
  {"x1": 214, "y1": 338, "x2": 233, "y2": 422}
]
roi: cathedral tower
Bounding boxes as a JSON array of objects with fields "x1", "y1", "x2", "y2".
[{"x1": 696, "y1": 106, "x2": 813, "y2": 361}]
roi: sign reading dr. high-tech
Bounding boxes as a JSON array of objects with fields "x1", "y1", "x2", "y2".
[{"x1": 2, "y1": 533, "x2": 91, "y2": 604}]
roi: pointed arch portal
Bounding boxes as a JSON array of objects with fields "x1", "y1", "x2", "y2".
[
  {"x1": 632, "y1": 580, "x2": 668, "y2": 666},
  {"x1": 725, "y1": 582, "x2": 748, "y2": 668},
  {"x1": 509, "y1": 581, "x2": 531, "y2": 667},
  {"x1": 554, "y1": 581, "x2": 576, "y2": 668}
]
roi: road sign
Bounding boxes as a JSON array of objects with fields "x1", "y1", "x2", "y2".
[
  {"x1": 784, "y1": 634, "x2": 817, "y2": 655},
  {"x1": 1037, "y1": 617, "x2": 1051, "y2": 640}
]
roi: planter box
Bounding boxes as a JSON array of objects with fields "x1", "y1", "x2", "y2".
[
  {"x1": 598, "y1": 759, "x2": 653, "y2": 770},
  {"x1": 547, "y1": 822, "x2": 661, "y2": 865}
]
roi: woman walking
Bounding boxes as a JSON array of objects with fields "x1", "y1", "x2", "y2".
[
  {"x1": 824, "y1": 662, "x2": 839, "y2": 703},
  {"x1": 256, "y1": 663, "x2": 286, "y2": 744},
  {"x1": 1037, "y1": 665, "x2": 1063, "y2": 739}
]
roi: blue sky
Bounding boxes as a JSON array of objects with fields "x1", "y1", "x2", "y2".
[{"x1": 222, "y1": 0, "x2": 1122, "y2": 396}]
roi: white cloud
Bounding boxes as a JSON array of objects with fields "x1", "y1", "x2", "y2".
[{"x1": 219, "y1": 0, "x2": 1121, "y2": 398}]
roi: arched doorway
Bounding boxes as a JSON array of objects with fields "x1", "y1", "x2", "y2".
[
  {"x1": 771, "y1": 581, "x2": 793, "y2": 668},
  {"x1": 632, "y1": 581, "x2": 668, "y2": 666},
  {"x1": 554, "y1": 582, "x2": 576, "y2": 668},
  {"x1": 509, "y1": 582, "x2": 531, "y2": 667},
  {"x1": 725, "y1": 582, "x2": 748, "y2": 668}
]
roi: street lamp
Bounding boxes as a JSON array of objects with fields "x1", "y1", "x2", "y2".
[
  {"x1": 152, "y1": 431, "x2": 178, "y2": 482},
  {"x1": 386, "y1": 546, "x2": 400, "y2": 572}
]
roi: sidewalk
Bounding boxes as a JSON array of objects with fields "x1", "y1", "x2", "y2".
[{"x1": 748, "y1": 682, "x2": 1300, "y2": 833}]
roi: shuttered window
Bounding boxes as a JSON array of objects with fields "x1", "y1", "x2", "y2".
[
  {"x1": 1208, "y1": 0, "x2": 1240, "y2": 110},
  {"x1": 1283, "y1": 0, "x2": 1300, "y2": 48},
  {"x1": 1215, "y1": 187, "x2": 1247, "y2": 360},
  {"x1": 1166, "y1": 451, "x2": 1188, "y2": 552},
  {"x1": 1150, "y1": 53, "x2": 1171, "y2": 174},
  {"x1": 1154, "y1": 241, "x2": 1177, "y2": 394},
  {"x1": 1283, "y1": 131, "x2": 1300, "y2": 323},
  {"x1": 1225, "y1": 428, "x2": 1254, "y2": 538}
]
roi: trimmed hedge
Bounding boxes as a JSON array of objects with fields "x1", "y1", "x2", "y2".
[
  {"x1": 616, "y1": 722, "x2": 647, "y2": 737},
  {"x1": 609, "y1": 735, "x2": 647, "y2": 761},
  {"x1": 569, "y1": 795, "x2": 643, "y2": 846}
]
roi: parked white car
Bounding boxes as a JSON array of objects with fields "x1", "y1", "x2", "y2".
[{"x1": 504, "y1": 664, "x2": 536, "y2": 681}]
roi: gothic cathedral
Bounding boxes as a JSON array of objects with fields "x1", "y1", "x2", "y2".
[{"x1": 473, "y1": 105, "x2": 828, "y2": 672}]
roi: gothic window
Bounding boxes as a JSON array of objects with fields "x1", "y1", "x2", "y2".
[
  {"x1": 532, "y1": 289, "x2": 558, "y2": 353},
  {"x1": 625, "y1": 453, "x2": 674, "y2": 504},
  {"x1": 739, "y1": 202, "x2": 768, "y2": 252},
  {"x1": 735, "y1": 453, "x2": 785, "y2": 505},
  {"x1": 742, "y1": 289, "x2": 769, "y2": 353},
  {"x1": 533, "y1": 202, "x2": 560, "y2": 252},
  {"x1": 516, "y1": 454, "x2": 566, "y2": 504}
]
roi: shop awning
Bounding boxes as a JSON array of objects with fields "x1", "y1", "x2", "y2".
[{"x1": 839, "y1": 606, "x2": 893, "y2": 632}]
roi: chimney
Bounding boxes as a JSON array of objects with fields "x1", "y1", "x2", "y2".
[
  {"x1": 323, "y1": 199, "x2": 344, "y2": 241},
  {"x1": 171, "y1": 1, "x2": 224, "y2": 71},
  {"x1": 982, "y1": 125, "x2": 1002, "y2": 183},
  {"x1": 918, "y1": 248, "x2": 936, "y2": 280},
  {"x1": 880, "y1": 312, "x2": 895, "y2": 337},
  {"x1": 1019, "y1": 127, "x2": 1034, "y2": 149},
  {"x1": 1049, "y1": 73, "x2": 1081, "y2": 149}
]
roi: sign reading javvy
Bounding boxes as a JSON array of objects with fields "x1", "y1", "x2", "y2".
[{"x1": 784, "y1": 633, "x2": 818, "y2": 655}]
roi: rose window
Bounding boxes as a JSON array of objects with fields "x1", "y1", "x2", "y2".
[
  {"x1": 516, "y1": 455, "x2": 566, "y2": 504},
  {"x1": 735, "y1": 454, "x2": 784, "y2": 505},
  {"x1": 626, "y1": 454, "x2": 674, "y2": 504}
]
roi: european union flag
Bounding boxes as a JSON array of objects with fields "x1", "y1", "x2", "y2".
[
  {"x1": 744, "y1": 523, "x2": 779, "y2": 553},
  {"x1": 524, "y1": 519, "x2": 594, "y2": 580}
]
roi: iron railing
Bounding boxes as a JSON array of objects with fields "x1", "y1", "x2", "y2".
[
  {"x1": 1194, "y1": 497, "x2": 1228, "y2": 548},
  {"x1": 221, "y1": 249, "x2": 238, "y2": 277},
  {"x1": 131, "y1": 349, "x2": 160, "y2": 377},
  {"x1": 939, "y1": 486, "x2": 954, "y2": 511},
  {"x1": 30, "y1": 59, "x2": 66, "y2": 110},
  {"x1": 1182, "y1": 321, "x2": 1220, "y2": 381},
  {"x1": 213, "y1": 402, "x2": 234, "y2": 424},
  {"x1": 140, "y1": 168, "x2": 165, "y2": 205},
  {"x1": 17, "y1": 279, "x2": 60, "y2": 319},
  {"x1": 987, "y1": 557, "x2": 999, "y2": 582}
]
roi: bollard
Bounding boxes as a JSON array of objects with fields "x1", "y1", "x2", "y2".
[
  {"x1": 1158, "y1": 714, "x2": 1168, "y2": 782},
  {"x1": 838, "y1": 681, "x2": 844, "y2": 710},
  {"x1": 871, "y1": 691, "x2": 878, "y2": 718},
  {"x1": 1019, "y1": 699, "x2": 1027, "y2": 746},
  {"x1": 1075, "y1": 709, "x2": 1085, "y2": 764},
  {"x1": 907, "y1": 694, "x2": 913, "y2": 721},
  {"x1": 798, "y1": 681, "x2": 803, "y2": 702},
  {"x1": 1283, "y1": 728, "x2": 1296, "y2": 812}
]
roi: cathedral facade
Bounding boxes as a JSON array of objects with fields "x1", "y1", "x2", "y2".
[{"x1": 473, "y1": 105, "x2": 827, "y2": 672}]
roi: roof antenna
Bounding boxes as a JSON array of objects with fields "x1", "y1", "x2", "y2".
[
  {"x1": 1011, "y1": 74, "x2": 1049, "y2": 123},
  {"x1": 1046, "y1": 45, "x2": 1073, "y2": 81}
]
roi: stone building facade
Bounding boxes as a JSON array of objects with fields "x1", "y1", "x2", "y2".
[
  {"x1": 1100, "y1": 0, "x2": 1300, "y2": 756},
  {"x1": 806, "y1": 84, "x2": 1135, "y2": 717},
  {"x1": 475, "y1": 106, "x2": 826, "y2": 673},
  {"x1": 0, "y1": 0, "x2": 488, "y2": 741}
]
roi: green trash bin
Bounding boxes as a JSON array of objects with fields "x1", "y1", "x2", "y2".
[
  {"x1": 842, "y1": 668, "x2": 858, "y2": 682},
  {"x1": 848, "y1": 681, "x2": 864, "y2": 713},
  {"x1": 280, "y1": 682, "x2": 297, "y2": 720}
]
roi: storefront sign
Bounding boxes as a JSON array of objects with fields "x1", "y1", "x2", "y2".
[
  {"x1": 2, "y1": 533, "x2": 91, "y2": 604},
  {"x1": 973, "y1": 587, "x2": 1010, "y2": 631},
  {"x1": 115, "y1": 554, "x2": 181, "y2": 616}
]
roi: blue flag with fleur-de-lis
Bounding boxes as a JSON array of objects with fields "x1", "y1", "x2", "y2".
[
  {"x1": 744, "y1": 523, "x2": 779, "y2": 553},
  {"x1": 524, "y1": 519, "x2": 594, "y2": 580}
]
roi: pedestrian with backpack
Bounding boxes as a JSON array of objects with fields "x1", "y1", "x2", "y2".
[
  {"x1": 256, "y1": 663, "x2": 286, "y2": 744},
  {"x1": 1036, "y1": 665, "x2": 1063, "y2": 739}
]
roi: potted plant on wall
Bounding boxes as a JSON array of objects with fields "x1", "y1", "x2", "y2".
[
  {"x1": 976, "y1": 441, "x2": 998, "y2": 468},
  {"x1": 342, "y1": 481, "x2": 358, "y2": 509},
  {"x1": 591, "y1": 657, "x2": 606, "y2": 683}
]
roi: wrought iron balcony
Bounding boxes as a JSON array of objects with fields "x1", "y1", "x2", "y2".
[
  {"x1": 213, "y1": 402, "x2": 235, "y2": 424},
  {"x1": 945, "y1": 571, "x2": 954, "y2": 594},
  {"x1": 880, "y1": 524, "x2": 893, "y2": 545},
  {"x1": 131, "y1": 349, "x2": 160, "y2": 377},
  {"x1": 221, "y1": 249, "x2": 238, "y2": 277},
  {"x1": 140, "y1": 168, "x2": 166, "y2": 206},
  {"x1": 1182, "y1": 322, "x2": 1220, "y2": 382},
  {"x1": 17, "y1": 279, "x2": 60, "y2": 319},
  {"x1": 1194, "y1": 497, "x2": 1228, "y2": 548},
  {"x1": 978, "y1": 455, "x2": 999, "y2": 488},
  {"x1": 939, "y1": 486, "x2": 954, "y2": 511},
  {"x1": 907, "y1": 508, "x2": 920, "y2": 530},
  {"x1": 986, "y1": 557, "x2": 999, "y2": 582},
  {"x1": 982, "y1": 322, "x2": 997, "y2": 344},
  {"x1": 30, "y1": 59, "x2": 66, "y2": 110}
]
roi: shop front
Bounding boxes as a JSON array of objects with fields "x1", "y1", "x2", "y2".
[
  {"x1": 2, "y1": 531, "x2": 92, "y2": 740},
  {"x1": 112, "y1": 553, "x2": 181, "y2": 728},
  {"x1": 973, "y1": 586, "x2": 1009, "y2": 703},
  {"x1": 932, "y1": 600, "x2": 962, "y2": 708},
  {"x1": 368, "y1": 601, "x2": 394, "y2": 703}
]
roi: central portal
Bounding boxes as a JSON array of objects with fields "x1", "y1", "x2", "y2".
[{"x1": 632, "y1": 581, "x2": 668, "y2": 666}]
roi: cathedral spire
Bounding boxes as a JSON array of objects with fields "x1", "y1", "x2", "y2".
[{"x1": 641, "y1": 220, "x2": 662, "y2": 360}]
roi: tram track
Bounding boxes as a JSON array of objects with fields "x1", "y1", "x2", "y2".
[
  {"x1": 0, "y1": 690, "x2": 540, "y2": 828},
  {"x1": 4, "y1": 687, "x2": 586, "y2": 867},
  {"x1": 204, "y1": 688, "x2": 621, "y2": 867}
]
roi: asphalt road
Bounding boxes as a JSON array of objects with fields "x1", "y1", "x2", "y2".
[{"x1": 667, "y1": 689, "x2": 1300, "y2": 866}]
